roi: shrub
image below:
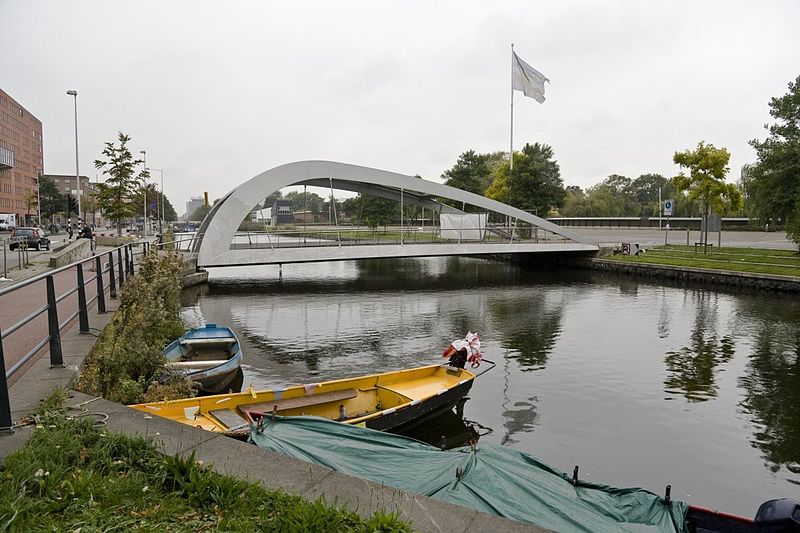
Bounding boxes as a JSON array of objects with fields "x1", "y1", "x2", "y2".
[{"x1": 77, "y1": 250, "x2": 193, "y2": 403}]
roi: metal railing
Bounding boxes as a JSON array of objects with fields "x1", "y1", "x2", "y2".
[
  {"x1": 228, "y1": 225, "x2": 571, "y2": 250},
  {"x1": 0, "y1": 240, "x2": 152, "y2": 433}
]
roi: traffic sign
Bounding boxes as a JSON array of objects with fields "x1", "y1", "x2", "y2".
[
  {"x1": 150, "y1": 203, "x2": 157, "y2": 209},
  {"x1": 663, "y1": 199, "x2": 673, "y2": 216}
]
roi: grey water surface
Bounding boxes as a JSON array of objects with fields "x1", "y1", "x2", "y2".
[{"x1": 180, "y1": 256, "x2": 800, "y2": 517}]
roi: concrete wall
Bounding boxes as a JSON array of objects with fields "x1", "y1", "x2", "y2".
[
  {"x1": 48, "y1": 239, "x2": 91, "y2": 268},
  {"x1": 96, "y1": 235, "x2": 134, "y2": 247}
]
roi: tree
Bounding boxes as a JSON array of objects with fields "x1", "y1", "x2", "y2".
[
  {"x1": 745, "y1": 75, "x2": 800, "y2": 227},
  {"x1": 162, "y1": 195, "x2": 178, "y2": 222},
  {"x1": 506, "y1": 143, "x2": 565, "y2": 215},
  {"x1": 441, "y1": 150, "x2": 490, "y2": 200},
  {"x1": 630, "y1": 173, "x2": 668, "y2": 215},
  {"x1": 673, "y1": 141, "x2": 743, "y2": 247},
  {"x1": 94, "y1": 132, "x2": 148, "y2": 235},
  {"x1": 362, "y1": 196, "x2": 396, "y2": 229},
  {"x1": 38, "y1": 175, "x2": 63, "y2": 223},
  {"x1": 263, "y1": 190, "x2": 282, "y2": 209},
  {"x1": 285, "y1": 190, "x2": 325, "y2": 216},
  {"x1": 190, "y1": 204, "x2": 211, "y2": 222}
]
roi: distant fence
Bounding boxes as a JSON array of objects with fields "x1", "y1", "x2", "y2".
[{"x1": 548, "y1": 217, "x2": 752, "y2": 230}]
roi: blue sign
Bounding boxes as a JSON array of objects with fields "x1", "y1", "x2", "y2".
[
  {"x1": 663, "y1": 199, "x2": 673, "y2": 216},
  {"x1": 150, "y1": 203, "x2": 157, "y2": 209}
]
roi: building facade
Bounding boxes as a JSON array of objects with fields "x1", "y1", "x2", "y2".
[
  {"x1": 0, "y1": 88, "x2": 44, "y2": 226},
  {"x1": 184, "y1": 196, "x2": 205, "y2": 221},
  {"x1": 271, "y1": 199, "x2": 293, "y2": 225},
  {"x1": 42, "y1": 174, "x2": 105, "y2": 225}
]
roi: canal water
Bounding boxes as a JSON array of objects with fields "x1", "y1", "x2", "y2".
[{"x1": 180, "y1": 257, "x2": 800, "y2": 516}]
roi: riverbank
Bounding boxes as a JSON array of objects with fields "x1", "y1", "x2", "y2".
[{"x1": 590, "y1": 245, "x2": 800, "y2": 292}]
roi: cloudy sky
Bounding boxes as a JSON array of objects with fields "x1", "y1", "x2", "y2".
[{"x1": 2, "y1": 0, "x2": 798, "y2": 216}]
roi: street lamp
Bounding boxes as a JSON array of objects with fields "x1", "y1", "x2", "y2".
[
  {"x1": 66, "y1": 90, "x2": 81, "y2": 220},
  {"x1": 148, "y1": 168, "x2": 164, "y2": 234},
  {"x1": 139, "y1": 150, "x2": 147, "y2": 239}
]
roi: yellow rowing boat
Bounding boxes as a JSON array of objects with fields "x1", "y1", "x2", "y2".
[{"x1": 131, "y1": 363, "x2": 475, "y2": 434}]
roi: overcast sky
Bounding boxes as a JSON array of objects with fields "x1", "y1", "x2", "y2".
[{"x1": 2, "y1": 0, "x2": 798, "y2": 215}]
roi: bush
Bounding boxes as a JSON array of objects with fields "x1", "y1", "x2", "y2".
[
  {"x1": 77, "y1": 250, "x2": 194, "y2": 404},
  {"x1": 238, "y1": 220, "x2": 267, "y2": 231}
]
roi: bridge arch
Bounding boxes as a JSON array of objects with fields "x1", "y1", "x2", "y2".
[{"x1": 193, "y1": 160, "x2": 593, "y2": 267}]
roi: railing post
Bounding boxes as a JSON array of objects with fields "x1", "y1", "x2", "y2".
[
  {"x1": 124, "y1": 245, "x2": 130, "y2": 276},
  {"x1": 0, "y1": 330, "x2": 14, "y2": 434},
  {"x1": 46, "y1": 275, "x2": 64, "y2": 368},
  {"x1": 95, "y1": 256, "x2": 106, "y2": 313},
  {"x1": 117, "y1": 248, "x2": 125, "y2": 288},
  {"x1": 108, "y1": 251, "x2": 117, "y2": 298},
  {"x1": 76, "y1": 263, "x2": 89, "y2": 333}
]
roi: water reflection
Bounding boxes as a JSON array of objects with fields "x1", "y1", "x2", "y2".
[
  {"x1": 663, "y1": 292, "x2": 735, "y2": 402},
  {"x1": 400, "y1": 402, "x2": 488, "y2": 450},
  {"x1": 501, "y1": 395, "x2": 539, "y2": 445},
  {"x1": 488, "y1": 295, "x2": 564, "y2": 371},
  {"x1": 734, "y1": 296, "x2": 800, "y2": 474}
]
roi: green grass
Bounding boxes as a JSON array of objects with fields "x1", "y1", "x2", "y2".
[
  {"x1": 0, "y1": 398, "x2": 412, "y2": 532},
  {"x1": 603, "y1": 245, "x2": 800, "y2": 277}
]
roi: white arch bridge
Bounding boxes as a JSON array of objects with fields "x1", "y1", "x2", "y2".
[{"x1": 191, "y1": 160, "x2": 599, "y2": 268}]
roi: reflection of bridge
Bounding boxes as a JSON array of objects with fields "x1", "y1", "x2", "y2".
[{"x1": 193, "y1": 160, "x2": 598, "y2": 268}]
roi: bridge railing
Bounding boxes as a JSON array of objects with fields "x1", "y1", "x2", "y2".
[
  {"x1": 0, "y1": 241, "x2": 150, "y2": 433},
  {"x1": 229, "y1": 224, "x2": 573, "y2": 250}
]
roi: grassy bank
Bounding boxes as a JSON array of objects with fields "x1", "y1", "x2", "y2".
[
  {"x1": 0, "y1": 393, "x2": 411, "y2": 532},
  {"x1": 602, "y1": 245, "x2": 800, "y2": 277}
]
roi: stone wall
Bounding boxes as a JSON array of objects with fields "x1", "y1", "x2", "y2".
[{"x1": 591, "y1": 258, "x2": 800, "y2": 293}]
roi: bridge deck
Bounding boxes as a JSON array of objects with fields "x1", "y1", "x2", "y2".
[{"x1": 201, "y1": 242, "x2": 599, "y2": 267}]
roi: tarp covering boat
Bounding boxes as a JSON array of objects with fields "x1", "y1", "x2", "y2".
[{"x1": 250, "y1": 416, "x2": 689, "y2": 533}]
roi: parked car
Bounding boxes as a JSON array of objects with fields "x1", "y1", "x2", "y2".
[{"x1": 9, "y1": 227, "x2": 51, "y2": 251}]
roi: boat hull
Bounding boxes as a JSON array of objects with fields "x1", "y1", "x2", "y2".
[{"x1": 365, "y1": 378, "x2": 473, "y2": 432}]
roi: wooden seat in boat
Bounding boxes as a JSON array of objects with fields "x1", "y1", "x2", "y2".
[{"x1": 241, "y1": 388, "x2": 358, "y2": 415}]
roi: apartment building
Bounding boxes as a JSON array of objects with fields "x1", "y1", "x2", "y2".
[{"x1": 0, "y1": 88, "x2": 44, "y2": 225}]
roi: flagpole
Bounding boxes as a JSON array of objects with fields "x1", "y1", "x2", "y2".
[{"x1": 510, "y1": 43, "x2": 515, "y2": 171}]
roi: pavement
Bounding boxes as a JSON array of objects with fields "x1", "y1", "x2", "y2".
[{"x1": 0, "y1": 247, "x2": 549, "y2": 533}]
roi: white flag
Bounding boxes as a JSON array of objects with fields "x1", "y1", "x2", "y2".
[{"x1": 512, "y1": 52, "x2": 549, "y2": 103}]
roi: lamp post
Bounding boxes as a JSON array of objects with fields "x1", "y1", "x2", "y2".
[
  {"x1": 140, "y1": 150, "x2": 147, "y2": 239},
  {"x1": 149, "y1": 168, "x2": 164, "y2": 234},
  {"x1": 66, "y1": 90, "x2": 81, "y2": 221}
]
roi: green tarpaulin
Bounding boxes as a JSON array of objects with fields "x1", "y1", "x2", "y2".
[{"x1": 249, "y1": 416, "x2": 688, "y2": 533}]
